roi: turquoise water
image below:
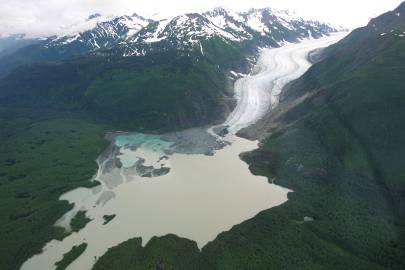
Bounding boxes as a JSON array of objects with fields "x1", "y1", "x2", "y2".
[{"x1": 115, "y1": 133, "x2": 174, "y2": 152}]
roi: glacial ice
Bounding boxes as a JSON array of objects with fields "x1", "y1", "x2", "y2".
[{"x1": 224, "y1": 33, "x2": 347, "y2": 134}]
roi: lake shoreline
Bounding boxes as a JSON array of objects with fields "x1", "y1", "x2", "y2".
[{"x1": 20, "y1": 34, "x2": 345, "y2": 270}]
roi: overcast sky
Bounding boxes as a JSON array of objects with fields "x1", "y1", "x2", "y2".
[{"x1": 0, "y1": 0, "x2": 403, "y2": 37}]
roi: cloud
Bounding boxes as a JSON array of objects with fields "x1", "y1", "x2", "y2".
[
  {"x1": 0, "y1": 0, "x2": 136, "y2": 36},
  {"x1": 0, "y1": 0, "x2": 403, "y2": 37}
]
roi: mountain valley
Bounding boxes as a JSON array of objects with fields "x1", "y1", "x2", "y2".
[{"x1": 0, "y1": 2, "x2": 404, "y2": 270}]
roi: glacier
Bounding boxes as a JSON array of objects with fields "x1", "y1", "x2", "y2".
[{"x1": 224, "y1": 33, "x2": 347, "y2": 134}]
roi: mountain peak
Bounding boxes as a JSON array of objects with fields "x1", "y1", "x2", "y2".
[
  {"x1": 0, "y1": 7, "x2": 340, "y2": 66},
  {"x1": 396, "y1": 1, "x2": 405, "y2": 12},
  {"x1": 131, "y1": 13, "x2": 155, "y2": 23},
  {"x1": 87, "y1": 13, "x2": 102, "y2": 21},
  {"x1": 209, "y1": 6, "x2": 231, "y2": 16},
  {"x1": 367, "y1": 1, "x2": 405, "y2": 35}
]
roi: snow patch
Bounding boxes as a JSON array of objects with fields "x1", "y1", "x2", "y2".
[
  {"x1": 230, "y1": 71, "x2": 238, "y2": 77},
  {"x1": 199, "y1": 41, "x2": 204, "y2": 55},
  {"x1": 144, "y1": 19, "x2": 170, "y2": 43},
  {"x1": 246, "y1": 15, "x2": 268, "y2": 34}
]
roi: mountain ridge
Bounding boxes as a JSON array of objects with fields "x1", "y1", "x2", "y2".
[{"x1": 0, "y1": 7, "x2": 341, "y2": 78}]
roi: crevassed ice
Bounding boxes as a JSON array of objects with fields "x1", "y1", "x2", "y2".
[{"x1": 224, "y1": 33, "x2": 347, "y2": 134}]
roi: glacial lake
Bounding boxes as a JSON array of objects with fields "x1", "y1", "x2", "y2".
[
  {"x1": 21, "y1": 131, "x2": 290, "y2": 270},
  {"x1": 21, "y1": 34, "x2": 345, "y2": 270}
]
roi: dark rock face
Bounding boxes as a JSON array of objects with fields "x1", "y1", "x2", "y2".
[{"x1": 134, "y1": 158, "x2": 171, "y2": 178}]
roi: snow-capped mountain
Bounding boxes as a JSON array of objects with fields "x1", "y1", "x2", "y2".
[
  {"x1": 115, "y1": 12, "x2": 248, "y2": 57},
  {"x1": 105, "y1": 7, "x2": 339, "y2": 57},
  {"x1": 0, "y1": 7, "x2": 341, "y2": 77},
  {"x1": 37, "y1": 7, "x2": 339, "y2": 55},
  {"x1": 240, "y1": 8, "x2": 336, "y2": 38},
  {"x1": 45, "y1": 13, "x2": 152, "y2": 54},
  {"x1": 203, "y1": 7, "x2": 254, "y2": 40}
]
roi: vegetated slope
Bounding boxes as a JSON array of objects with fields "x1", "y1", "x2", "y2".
[
  {"x1": 0, "y1": 51, "x2": 233, "y2": 132},
  {"x1": 0, "y1": 118, "x2": 109, "y2": 270},
  {"x1": 0, "y1": 8, "x2": 338, "y2": 133},
  {"x1": 241, "y1": 2, "x2": 405, "y2": 269},
  {"x1": 0, "y1": 7, "x2": 339, "y2": 134},
  {"x1": 0, "y1": 7, "x2": 339, "y2": 270},
  {"x1": 92, "y1": 3, "x2": 405, "y2": 270},
  {"x1": 55, "y1": 243, "x2": 88, "y2": 270},
  {"x1": 0, "y1": 14, "x2": 152, "y2": 78}
]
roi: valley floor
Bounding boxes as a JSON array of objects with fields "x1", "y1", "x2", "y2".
[
  {"x1": 19, "y1": 35, "x2": 335, "y2": 269},
  {"x1": 1, "y1": 31, "x2": 404, "y2": 270}
]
